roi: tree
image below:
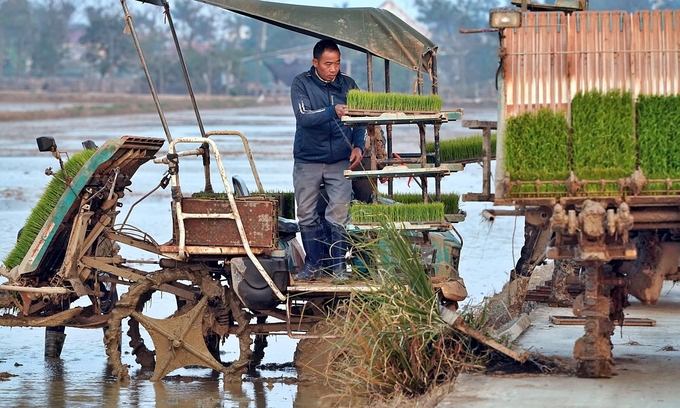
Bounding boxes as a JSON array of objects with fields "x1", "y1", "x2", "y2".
[
  {"x1": 31, "y1": 0, "x2": 76, "y2": 77},
  {"x1": 0, "y1": 0, "x2": 33, "y2": 76},
  {"x1": 415, "y1": 0, "x2": 500, "y2": 100},
  {"x1": 80, "y1": 4, "x2": 137, "y2": 87}
]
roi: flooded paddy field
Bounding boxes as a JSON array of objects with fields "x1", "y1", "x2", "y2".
[{"x1": 0, "y1": 103, "x2": 519, "y2": 407}]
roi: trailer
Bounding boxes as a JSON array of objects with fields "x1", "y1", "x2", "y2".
[{"x1": 466, "y1": 0, "x2": 680, "y2": 377}]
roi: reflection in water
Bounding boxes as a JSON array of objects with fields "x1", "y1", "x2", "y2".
[{"x1": 44, "y1": 359, "x2": 66, "y2": 408}]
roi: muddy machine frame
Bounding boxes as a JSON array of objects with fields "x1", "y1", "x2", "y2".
[
  {"x1": 466, "y1": 2, "x2": 680, "y2": 377},
  {"x1": 0, "y1": 0, "x2": 466, "y2": 382}
]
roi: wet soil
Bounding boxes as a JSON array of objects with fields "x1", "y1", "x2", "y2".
[{"x1": 0, "y1": 90, "x2": 286, "y2": 122}]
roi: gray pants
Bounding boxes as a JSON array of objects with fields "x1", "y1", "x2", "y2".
[{"x1": 293, "y1": 161, "x2": 351, "y2": 232}]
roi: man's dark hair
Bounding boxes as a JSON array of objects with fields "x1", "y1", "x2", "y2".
[{"x1": 313, "y1": 39, "x2": 340, "y2": 60}]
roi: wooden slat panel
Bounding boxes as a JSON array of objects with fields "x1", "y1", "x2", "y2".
[
  {"x1": 571, "y1": 11, "x2": 631, "y2": 95},
  {"x1": 632, "y1": 10, "x2": 680, "y2": 96},
  {"x1": 504, "y1": 10, "x2": 637, "y2": 117},
  {"x1": 505, "y1": 12, "x2": 569, "y2": 116}
]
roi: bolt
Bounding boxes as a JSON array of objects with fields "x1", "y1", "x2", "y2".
[{"x1": 173, "y1": 340, "x2": 182, "y2": 348}]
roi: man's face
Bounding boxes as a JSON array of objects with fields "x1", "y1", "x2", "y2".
[{"x1": 312, "y1": 49, "x2": 341, "y2": 82}]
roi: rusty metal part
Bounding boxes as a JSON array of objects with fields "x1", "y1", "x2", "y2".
[
  {"x1": 572, "y1": 263, "x2": 613, "y2": 378},
  {"x1": 204, "y1": 131, "x2": 264, "y2": 193},
  {"x1": 0, "y1": 285, "x2": 71, "y2": 294},
  {"x1": 103, "y1": 267, "x2": 255, "y2": 383},
  {"x1": 578, "y1": 200, "x2": 606, "y2": 238},
  {"x1": 104, "y1": 268, "x2": 225, "y2": 382},
  {"x1": 81, "y1": 257, "x2": 197, "y2": 301},
  {"x1": 134, "y1": 297, "x2": 222, "y2": 381},
  {"x1": 0, "y1": 307, "x2": 82, "y2": 327},
  {"x1": 162, "y1": 137, "x2": 285, "y2": 302},
  {"x1": 127, "y1": 289, "x2": 156, "y2": 369},
  {"x1": 549, "y1": 201, "x2": 636, "y2": 263},
  {"x1": 179, "y1": 197, "x2": 276, "y2": 248}
]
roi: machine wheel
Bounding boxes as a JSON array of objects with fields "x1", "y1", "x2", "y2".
[{"x1": 104, "y1": 268, "x2": 253, "y2": 382}]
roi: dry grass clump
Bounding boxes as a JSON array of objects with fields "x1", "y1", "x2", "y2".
[
  {"x1": 426, "y1": 134, "x2": 497, "y2": 163},
  {"x1": 3, "y1": 149, "x2": 96, "y2": 270},
  {"x1": 346, "y1": 90, "x2": 443, "y2": 112},
  {"x1": 324, "y1": 223, "x2": 490, "y2": 399},
  {"x1": 571, "y1": 90, "x2": 636, "y2": 181}
]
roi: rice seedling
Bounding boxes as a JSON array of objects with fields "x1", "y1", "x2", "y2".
[
  {"x1": 346, "y1": 90, "x2": 443, "y2": 112},
  {"x1": 259, "y1": 190, "x2": 295, "y2": 220},
  {"x1": 571, "y1": 90, "x2": 635, "y2": 181},
  {"x1": 191, "y1": 190, "x2": 295, "y2": 219},
  {"x1": 350, "y1": 202, "x2": 445, "y2": 223},
  {"x1": 324, "y1": 221, "x2": 491, "y2": 398},
  {"x1": 637, "y1": 94, "x2": 680, "y2": 180},
  {"x1": 389, "y1": 192, "x2": 460, "y2": 215},
  {"x1": 426, "y1": 134, "x2": 497, "y2": 163},
  {"x1": 504, "y1": 108, "x2": 570, "y2": 182},
  {"x1": 3, "y1": 149, "x2": 97, "y2": 270}
]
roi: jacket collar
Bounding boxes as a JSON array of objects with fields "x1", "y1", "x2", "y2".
[{"x1": 308, "y1": 66, "x2": 342, "y2": 89}]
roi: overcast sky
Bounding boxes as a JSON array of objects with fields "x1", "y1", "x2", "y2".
[{"x1": 269, "y1": 0, "x2": 417, "y2": 14}]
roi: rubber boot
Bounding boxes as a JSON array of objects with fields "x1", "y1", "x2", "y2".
[
  {"x1": 319, "y1": 219, "x2": 333, "y2": 273},
  {"x1": 296, "y1": 229, "x2": 324, "y2": 281},
  {"x1": 45, "y1": 327, "x2": 66, "y2": 359},
  {"x1": 329, "y1": 225, "x2": 350, "y2": 281}
]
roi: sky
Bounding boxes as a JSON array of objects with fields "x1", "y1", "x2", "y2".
[{"x1": 272, "y1": 0, "x2": 418, "y2": 15}]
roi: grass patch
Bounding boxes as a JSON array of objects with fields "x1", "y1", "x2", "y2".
[
  {"x1": 390, "y1": 192, "x2": 460, "y2": 214},
  {"x1": 346, "y1": 90, "x2": 443, "y2": 112},
  {"x1": 504, "y1": 108, "x2": 570, "y2": 181},
  {"x1": 426, "y1": 134, "x2": 497, "y2": 163},
  {"x1": 350, "y1": 202, "x2": 445, "y2": 223},
  {"x1": 572, "y1": 90, "x2": 635, "y2": 180},
  {"x1": 2, "y1": 149, "x2": 97, "y2": 270},
  {"x1": 325, "y1": 222, "x2": 490, "y2": 398},
  {"x1": 637, "y1": 94, "x2": 680, "y2": 179}
]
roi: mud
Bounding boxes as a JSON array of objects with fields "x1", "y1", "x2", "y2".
[
  {"x1": 482, "y1": 276, "x2": 530, "y2": 329},
  {"x1": 443, "y1": 283, "x2": 680, "y2": 407},
  {"x1": 0, "y1": 91, "x2": 279, "y2": 122}
]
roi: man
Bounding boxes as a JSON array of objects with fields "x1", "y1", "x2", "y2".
[{"x1": 290, "y1": 39, "x2": 365, "y2": 281}]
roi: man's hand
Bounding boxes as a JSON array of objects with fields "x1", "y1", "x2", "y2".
[
  {"x1": 349, "y1": 147, "x2": 363, "y2": 170},
  {"x1": 335, "y1": 104, "x2": 348, "y2": 118}
]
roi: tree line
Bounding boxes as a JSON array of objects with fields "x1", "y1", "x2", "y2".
[{"x1": 1, "y1": 0, "x2": 680, "y2": 98}]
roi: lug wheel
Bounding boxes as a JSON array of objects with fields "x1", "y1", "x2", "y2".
[{"x1": 104, "y1": 268, "x2": 253, "y2": 382}]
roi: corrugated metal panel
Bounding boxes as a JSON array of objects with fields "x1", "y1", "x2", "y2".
[{"x1": 503, "y1": 10, "x2": 680, "y2": 116}]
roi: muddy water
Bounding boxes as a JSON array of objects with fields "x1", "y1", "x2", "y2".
[{"x1": 0, "y1": 103, "x2": 520, "y2": 407}]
